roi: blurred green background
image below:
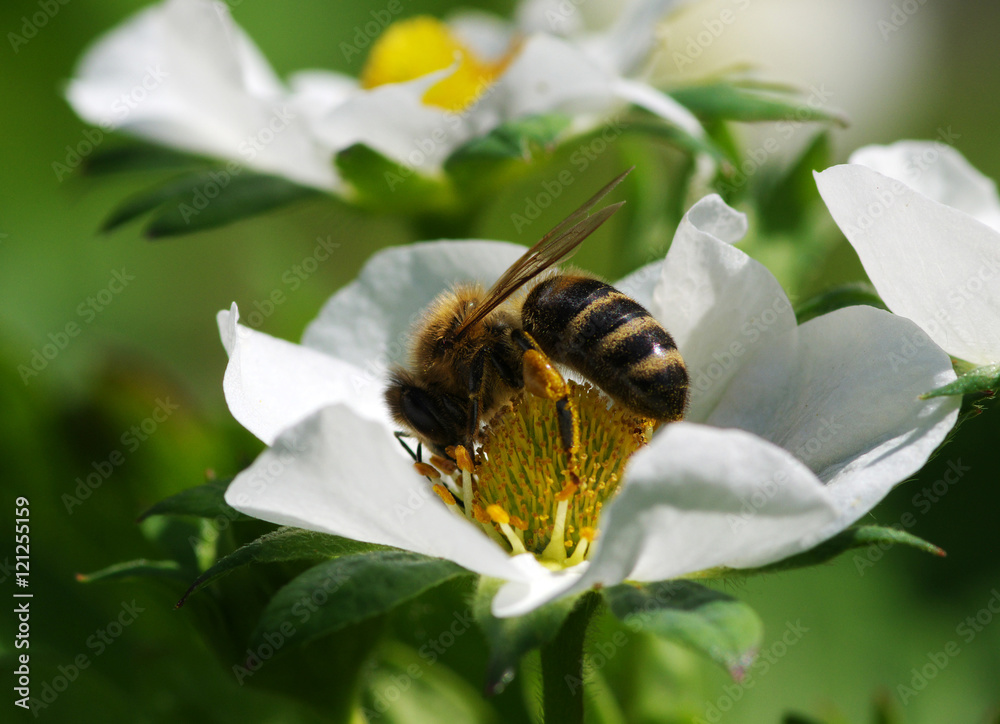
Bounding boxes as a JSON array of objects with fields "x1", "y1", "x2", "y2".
[{"x1": 1, "y1": 0, "x2": 998, "y2": 722}]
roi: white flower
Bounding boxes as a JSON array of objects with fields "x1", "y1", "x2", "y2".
[
  {"x1": 218, "y1": 194, "x2": 958, "y2": 618},
  {"x1": 66, "y1": 0, "x2": 701, "y2": 191},
  {"x1": 815, "y1": 141, "x2": 1000, "y2": 367}
]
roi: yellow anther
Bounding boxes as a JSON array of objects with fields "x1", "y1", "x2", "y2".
[
  {"x1": 555, "y1": 481, "x2": 578, "y2": 503},
  {"x1": 414, "y1": 462, "x2": 440, "y2": 479},
  {"x1": 510, "y1": 515, "x2": 528, "y2": 531},
  {"x1": 487, "y1": 504, "x2": 510, "y2": 525},
  {"x1": 432, "y1": 484, "x2": 456, "y2": 506},
  {"x1": 472, "y1": 502, "x2": 491, "y2": 524},
  {"x1": 455, "y1": 445, "x2": 475, "y2": 473},
  {"x1": 430, "y1": 454, "x2": 457, "y2": 475},
  {"x1": 579, "y1": 526, "x2": 597, "y2": 542}
]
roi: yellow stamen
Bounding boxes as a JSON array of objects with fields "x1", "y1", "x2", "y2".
[
  {"x1": 430, "y1": 454, "x2": 457, "y2": 475},
  {"x1": 488, "y1": 505, "x2": 527, "y2": 555},
  {"x1": 360, "y1": 16, "x2": 510, "y2": 111},
  {"x1": 455, "y1": 445, "x2": 475, "y2": 473},
  {"x1": 432, "y1": 483, "x2": 455, "y2": 506}
]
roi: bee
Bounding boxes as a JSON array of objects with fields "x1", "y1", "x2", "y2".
[{"x1": 385, "y1": 169, "x2": 689, "y2": 462}]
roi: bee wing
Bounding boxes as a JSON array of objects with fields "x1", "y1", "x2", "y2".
[{"x1": 452, "y1": 169, "x2": 631, "y2": 340}]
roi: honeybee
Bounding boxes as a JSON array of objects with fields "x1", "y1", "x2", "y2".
[{"x1": 385, "y1": 170, "x2": 689, "y2": 462}]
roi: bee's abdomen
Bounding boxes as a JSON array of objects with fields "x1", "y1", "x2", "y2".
[{"x1": 522, "y1": 275, "x2": 688, "y2": 421}]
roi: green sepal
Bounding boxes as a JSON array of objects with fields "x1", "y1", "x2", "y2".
[
  {"x1": 447, "y1": 113, "x2": 572, "y2": 164},
  {"x1": 758, "y1": 131, "x2": 832, "y2": 233},
  {"x1": 671, "y1": 83, "x2": 848, "y2": 126},
  {"x1": 794, "y1": 281, "x2": 888, "y2": 324},
  {"x1": 82, "y1": 144, "x2": 202, "y2": 176},
  {"x1": 76, "y1": 558, "x2": 187, "y2": 584},
  {"x1": 100, "y1": 170, "x2": 318, "y2": 236},
  {"x1": 247, "y1": 551, "x2": 469, "y2": 657},
  {"x1": 145, "y1": 173, "x2": 319, "y2": 237},
  {"x1": 137, "y1": 478, "x2": 247, "y2": 522},
  {"x1": 707, "y1": 525, "x2": 945, "y2": 579},
  {"x1": 176, "y1": 527, "x2": 384, "y2": 607},
  {"x1": 602, "y1": 580, "x2": 763, "y2": 680},
  {"x1": 922, "y1": 362, "x2": 1000, "y2": 398},
  {"x1": 472, "y1": 577, "x2": 581, "y2": 696},
  {"x1": 336, "y1": 143, "x2": 454, "y2": 213},
  {"x1": 621, "y1": 115, "x2": 730, "y2": 165}
]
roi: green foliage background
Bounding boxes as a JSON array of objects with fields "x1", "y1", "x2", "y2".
[{"x1": 1, "y1": 1, "x2": 998, "y2": 722}]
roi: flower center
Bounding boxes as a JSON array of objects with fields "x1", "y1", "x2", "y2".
[
  {"x1": 415, "y1": 382, "x2": 651, "y2": 570},
  {"x1": 360, "y1": 16, "x2": 510, "y2": 111}
]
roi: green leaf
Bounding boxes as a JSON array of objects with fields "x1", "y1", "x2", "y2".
[
  {"x1": 336, "y1": 143, "x2": 454, "y2": 213},
  {"x1": 248, "y1": 551, "x2": 469, "y2": 656},
  {"x1": 177, "y1": 527, "x2": 383, "y2": 607},
  {"x1": 82, "y1": 144, "x2": 202, "y2": 176},
  {"x1": 472, "y1": 577, "x2": 581, "y2": 695},
  {"x1": 922, "y1": 362, "x2": 1000, "y2": 398},
  {"x1": 137, "y1": 478, "x2": 247, "y2": 522},
  {"x1": 145, "y1": 173, "x2": 320, "y2": 237},
  {"x1": 76, "y1": 559, "x2": 187, "y2": 584},
  {"x1": 671, "y1": 83, "x2": 848, "y2": 126},
  {"x1": 602, "y1": 580, "x2": 763, "y2": 679},
  {"x1": 101, "y1": 171, "x2": 215, "y2": 232},
  {"x1": 794, "y1": 282, "x2": 888, "y2": 324},
  {"x1": 447, "y1": 113, "x2": 572, "y2": 164}
]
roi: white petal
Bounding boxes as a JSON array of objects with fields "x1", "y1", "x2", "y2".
[
  {"x1": 574, "y1": 423, "x2": 838, "y2": 588},
  {"x1": 66, "y1": 0, "x2": 337, "y2": 190},
  {"x1": 581, "y1": 0, "x2": 694, "y2": 75},
  {"x1": 480, "y1": 34, "x2": 618, "y2": 121},
  {"x1": 309, "y1": 70, "x2": 467, "y2": 172},
  {"x1": 301, "y1": 240, "x2": 526, "y2": 373},
  {"x1": 849, "y1": 141, "x2": 1000, "y2": 233},
  {"x1": 218, "y1": 304, "x2": 387, "y2": 445},
  {"x1": 490, "y1": 555, "x2": 587, "y2": 618},
  {"x1": 447, "y1": 10, "x2": 515, "y2": 61},
  {"x1": 652, "y1": 195, "x2": 796, "y2": 422},
  {"x1": 225, "y1": 404, "x2": 524, "y2": 581},
  {"x1": 708, "y1": 305, "x2": 960, "y2": 531},
  {"x1": 286, "y1": 70, "x2": 358, "y2": 122},
  {"x1": 615, "y1": 258, "x2": 665, "y2": 310},
  {"x1": 816, "y1": 164, "x2": 1000, "y2": 365}
]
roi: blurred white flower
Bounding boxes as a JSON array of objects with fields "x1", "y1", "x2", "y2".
[
  {"x1": 816, "y1": 141, "x2": 1000, "y2": 367},
  {"x1": 217, "y1": 194, "x2": 958, "y2": 617},
  {"x1": 66, "y1": 0, "x2": 702, "y2": 193}
]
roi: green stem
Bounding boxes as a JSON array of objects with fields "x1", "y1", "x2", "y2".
[{"x1": 540, "y1": 593, "x2": 600, "y2": 724}]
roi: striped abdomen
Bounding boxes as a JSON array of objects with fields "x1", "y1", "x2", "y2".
[{"x1": 521, "y1": 275, "x2": 688, "y2": 421}]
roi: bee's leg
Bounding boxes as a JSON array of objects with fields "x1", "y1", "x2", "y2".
[
  {"x1": 463, "y1": 351, "x2": 488, "y2": 454},
  {"x1": 394, "y1": 431, "x2": 421, "y2": 462},
  {"x1": 511, "y1": 330, "x2": 581, "y2": 463}
]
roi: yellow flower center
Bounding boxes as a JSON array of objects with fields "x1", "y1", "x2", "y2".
[
  {"x1": 360, "y1": 16, "x2": 510, "y2": 111},
  {"x1": 418, "y1": 382, "x2": 651, "y2": 570}
]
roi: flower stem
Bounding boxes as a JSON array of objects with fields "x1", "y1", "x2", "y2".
[{"x1": 540, "y1": 593, "x2": 600, "y2": 724}]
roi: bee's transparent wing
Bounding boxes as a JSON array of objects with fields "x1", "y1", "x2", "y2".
[{"x1": 452, "y1": 169, "x2": 631, "y2": 340}]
